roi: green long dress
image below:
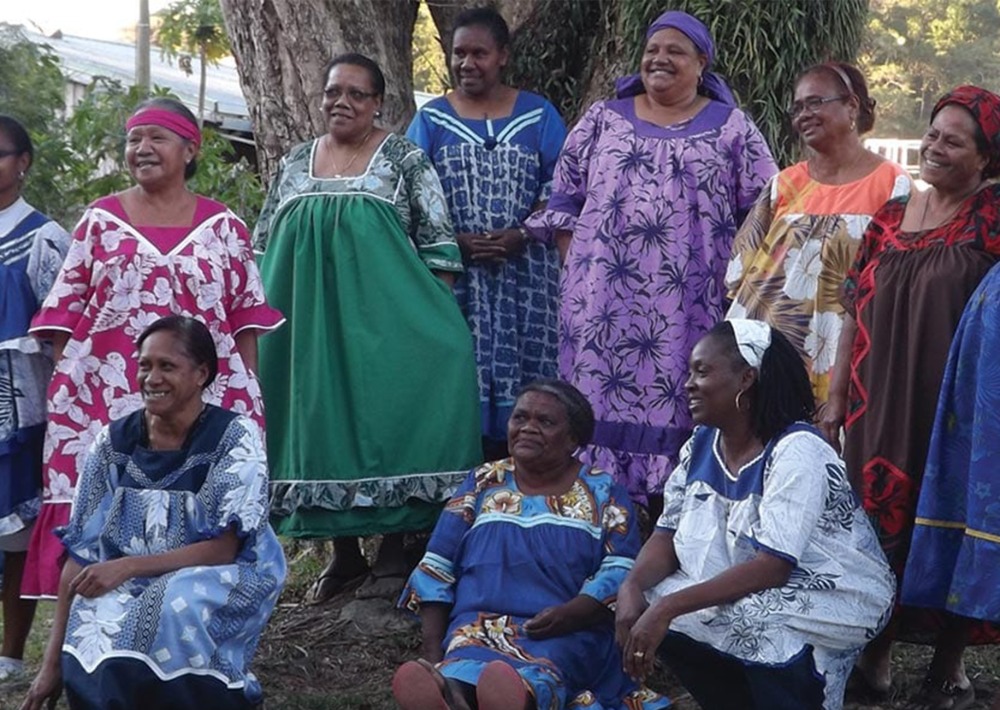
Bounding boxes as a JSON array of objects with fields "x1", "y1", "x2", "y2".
[{"x1": 254, "y1": 134, "x2": 482, "y2": 537}]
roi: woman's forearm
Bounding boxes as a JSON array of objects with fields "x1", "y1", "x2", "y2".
[
  {"x1": 432, "y1": 270, "x2": 456, "y2": 288},
  {"x1": 41, "y1": 558, "x2": 82, "y2": 670},
  {"x1": 554, "y1": 229, "x2": 572, "y2": 263},
  {"x1": 127, "y1": 527, "x2": 240, "y2": 578},
  {"x1": 622, "y1": 529, "x2": 679, "y2": 593},
  {"x1": 827, "y1": 314, "x2": 856, "y2": 403},
  {"x1": 653, "y1": 551, "x2": 793, "y2": 621},
  {"x1": 234, "y1": 330, "x2": 259, "y2": 375}
]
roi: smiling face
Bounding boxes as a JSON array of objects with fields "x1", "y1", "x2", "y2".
[
  {"x1": 685, "y1": 334, "x2": 755, "y2": 428},
  {"x1": 507, "y1": 391, "x2": 577, "y2": 471},
  {"x1": 451, "y1": 24, "x2": 508, "y2": 99},
  {"x1": 125, "y1": 122, "x2": 195, "y2": 189},
  {"x1": 322, "y1": 63, "x2": 383, "y2": 143},
  {"x1": 640, "y1": 28, "x2": 706, "y2": 102},
  {"x1": 791, "y1": 70, "x2": 858, "y2": 150},
  {"x1": 0, "y1": 127, "x2": 30, "y2": 208},
  {"x1": 920, "y1": 105, "x2": 988, "y2": 190},
  {"x1": 137, "y1": 330, "x2": 209, "y2": 418}
]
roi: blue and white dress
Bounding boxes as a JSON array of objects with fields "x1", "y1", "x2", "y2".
[
  {"x1": 407, "y1": 92, "x2": 567, "y2": 442},
  {"x1": 58, "y1": 406, "x2": 286, "y2": 709},
  {"x1": 399, "y1": 459, "x2": 669, "y2": 710},
  {"x1": 0, "y1": 197, "x2": 68, "y2": 543},
  {"x1": 651, "y1": 424, "x2": 894, "y2": 710}
]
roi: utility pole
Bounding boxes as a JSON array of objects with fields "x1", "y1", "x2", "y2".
[{"x1": 136, "y1": 0, "x2": 151, "y2": 94}]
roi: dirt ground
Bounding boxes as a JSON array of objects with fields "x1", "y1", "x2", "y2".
[
  {"x1": 2, "y1": 542, "x2": 998, "y2": 709},
  {"x1": 251, "y1": 544, "x2": 1000, "y2": 710}
]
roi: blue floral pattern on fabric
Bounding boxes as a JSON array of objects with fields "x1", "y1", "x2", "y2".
[{"x1": 57, "y1": 407, "x2": 286, "y2": 705}]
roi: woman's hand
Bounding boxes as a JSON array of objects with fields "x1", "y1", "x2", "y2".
[
  {"x1": 20, "y1": 663, "x2": 62, "y2": 710},
  {"x1": 69, "y1": 558, "x2": 134, "y2": 598},
  {"x1": 614, "y1": 580, "x2": 649, "y2": 649},
  {"x1": 456, "y1": 230, "x2": 525, "y2": 264},
  {"x1": 817, "y1": 395, "x2": 846, "y2": 454},
  {"x1": 622, "y1": 598, "x2": 674, "y2": 681},
  {"x1": 554, "y1": 229, "x2": 572, "y2": 264},
  {"x1": 524, "y1": 595, "x2": 610, "y2": 639}
]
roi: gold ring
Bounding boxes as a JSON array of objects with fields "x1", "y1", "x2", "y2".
[{"x1": 633, "y1": 651, "x2": 645, "y2": 658}]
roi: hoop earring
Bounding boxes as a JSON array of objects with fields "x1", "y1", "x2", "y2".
[{"x1": 735, "y1": 389, "x2": 745, "y2": 411}]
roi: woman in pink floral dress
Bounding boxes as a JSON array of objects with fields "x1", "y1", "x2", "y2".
[{"x1": 22, "y1": 98, "x2": 283, "y2": 598}]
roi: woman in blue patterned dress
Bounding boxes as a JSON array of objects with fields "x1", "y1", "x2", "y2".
[
  {"x1": 392, "y1": 380, "x2": 668, "y2": 710},
  {"x1": 407, "y1": 7, "x2": 566, "y2": 459},
  {"x1": 617, "y1": 321, "x2": 893, "y2": 710},
  {"x1": 21, "y1": 317, "x2": 285, "y2": 710},
  {"x1": 0, "y1": 115, "x2": 70, "y2": 682}
]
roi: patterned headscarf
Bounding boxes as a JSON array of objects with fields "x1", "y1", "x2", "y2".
[
  {"x1": 931, "y1": 85, "x2": 1000, "y2": 178},
  {"x1": 615, "y1": 10, "x2": 736, "y2": 106}
]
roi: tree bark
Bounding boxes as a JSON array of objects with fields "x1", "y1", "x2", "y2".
[{"x1": 219, "y1": 0, "x2": 419, "y2": 180}]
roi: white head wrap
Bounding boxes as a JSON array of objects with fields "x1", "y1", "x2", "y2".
[{"x1": 728, "y1": 319, "x2": 772, "y2": 368}]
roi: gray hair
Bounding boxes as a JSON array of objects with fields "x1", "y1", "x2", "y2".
[{"x1": 515, "y1": 379, "x2": 595, "y2": 447}]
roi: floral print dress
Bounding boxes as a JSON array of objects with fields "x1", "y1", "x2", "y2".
[
  {"x1": 400, "y1": 460, "x2": 669, "y2": 710},
  {"x1": 25, "y1": 195, "x2": 283, "y2": 597},
  {"x1": 58, "y1": 406, "x2": 285, "y2": 709},
  {"x1": 652, "y1": 425, "x2": 894, "y2": 710},
  {"x1": 527, "y1": 98, "x2": 776, "y2": 505}
]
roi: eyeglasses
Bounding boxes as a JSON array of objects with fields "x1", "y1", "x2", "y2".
[
  {"x1": 0, "y1": 149, "x2": 22, "y2": 159},
  {"x1": 787, "y1": 95, "x2": 849, "y2": 118},
  {"x1": 323, "y1": 87, "x2": 379, "y2": 102}
]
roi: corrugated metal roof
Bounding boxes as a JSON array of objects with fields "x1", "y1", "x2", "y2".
[{"x1": 24, "y1": 29, "x2": 250, "y2": 129}]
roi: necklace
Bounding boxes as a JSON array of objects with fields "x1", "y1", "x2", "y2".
[
  {"x1": 328, "y1": 130, "x2": 373, "y2": 177},
  {"x1": 919, "y1": 181, "x2": 984, "y2": 230}
]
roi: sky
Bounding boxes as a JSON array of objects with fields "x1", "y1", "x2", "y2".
[{"x1": 2, "y1": 0, "x2": 172, "y2": 41}]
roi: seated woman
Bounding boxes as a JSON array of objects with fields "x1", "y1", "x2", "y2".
[
  {"x1": 392, "y1": 379, "x2": 668, "y2": 710},
  {"x1": 616, "y1": 321, "x2": 894, "y2": 710},
  {"x1": 21, "y1": 316, "x2": 286, "y2": 710}
]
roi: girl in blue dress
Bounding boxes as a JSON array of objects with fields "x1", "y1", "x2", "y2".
[
  {"x1": 407, "y1": 7, "x2": 567, "y2": 459},
  {"x1": 0, "y1": 114, "x2": 69, "y2": 681}
]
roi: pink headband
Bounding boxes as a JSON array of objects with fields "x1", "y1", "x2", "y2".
[{"x1": 125, "y1": 109, "x2": 201, "y2": 148}]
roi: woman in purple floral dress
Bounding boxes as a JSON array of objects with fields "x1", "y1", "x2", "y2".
[{"x1": 527, "y1": 11, "x2": 776, "y2": 509}]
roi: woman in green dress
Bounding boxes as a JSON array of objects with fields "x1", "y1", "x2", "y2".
[{"x1": 254, "y1": 53, "x2": 481, "y2": 602}]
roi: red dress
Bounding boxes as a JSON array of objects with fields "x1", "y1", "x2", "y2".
[
  {"x1": 842, "y1": 185, "x2": 1000, "y2": 642},
  {"x1": 23, "y1": 195, "x2": 283, "y2": 597}
]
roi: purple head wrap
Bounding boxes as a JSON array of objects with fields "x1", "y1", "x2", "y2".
[{"x1": 615, "y1": 11, "x2": 736, "y2": 106}]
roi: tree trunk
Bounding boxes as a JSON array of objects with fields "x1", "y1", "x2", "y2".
[
  {"x1": 198, "y1": 42, "x2": 207, "y2": 127},
  {"x1": 219, "y1": 0, "x2": 419, "y2": 180}
]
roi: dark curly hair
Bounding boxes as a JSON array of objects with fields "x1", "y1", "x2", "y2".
[
  {"x1": 453, "y1": 6, "x2": 510, "y2": 49},
  {"x1": 707, "y1": 321, "x2": 815, "y2": 444}
]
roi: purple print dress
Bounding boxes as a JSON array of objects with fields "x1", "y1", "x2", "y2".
[{"x1": 527, "y1": 98, "x2": 776, "y2": 504}]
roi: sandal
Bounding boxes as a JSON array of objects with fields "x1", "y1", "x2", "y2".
[
  {"x1": 476, "y1": 660, "x2": 530, "y2": 710},
  {"x1": 355, "y1": 572, "x2": 407, "y2": 601},
  {"x1": 910, "y1": 678, "x2": 975, "y2": 710},
  {"x1": 393, "y1": 659, "x2": 452, "y2": 710},
  {"x1": 305, "y1": 565, "x2": 369, "y2": 605}
]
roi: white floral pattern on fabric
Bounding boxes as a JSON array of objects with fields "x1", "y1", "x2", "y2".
[
  {"x1": 58, "y1": 408, "x2": 285, "y2": 703},
  {"x1": 652, "y1": 426, "x2": 895, "y2": 710}
]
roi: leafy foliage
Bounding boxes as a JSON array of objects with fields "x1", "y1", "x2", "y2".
[
  {"x1": 860, "y1": 0, "x2": 1000, "y2": 138},
  {"x1": 413, "y1": 2, "x2": 448, "y2": 93},
  {"x1": 156, "y1": 0, "x2": 231, "y2": 66},
  {"x1": 508, "y1": 0, "x2": 868, "y2": 165},
  {"x1": 0, "y1": 26, "x2": 261, "y2": 229}
]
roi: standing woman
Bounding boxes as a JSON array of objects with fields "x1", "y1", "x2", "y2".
[
  {"x1": 254, "y1": 54, "x2": 481, "y2": 603},
  {"x1": 24, "y1": 98, "x2": 283, "y2": 600},
  {"x1": 0, "y1": 115, "x2": 70, "y2": 679},
  {"x1": 526, "y1": 11, "x2": 776, "y2": 509},
  {"x1": 407, "y1": 7, "x2": 566, "y2": 460},
  {"x1": 726, "y1": 62, "x2": 910, "y2": 405},
  {"x1": 823, "y1": 86, "x2": 1000, "y2": 707}
]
